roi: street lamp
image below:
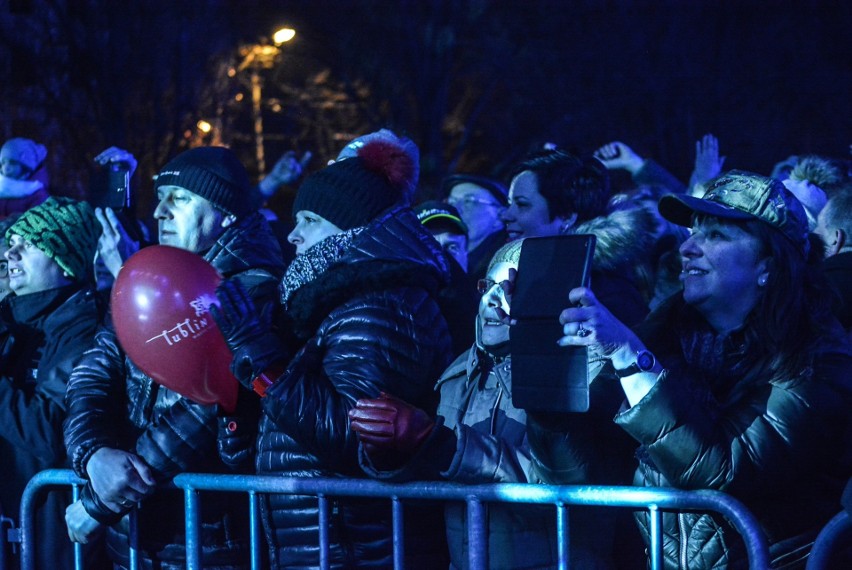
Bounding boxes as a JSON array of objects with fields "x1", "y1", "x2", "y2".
[{"x1": 236, "y1": 27, "x2": 296, "y2": 175}]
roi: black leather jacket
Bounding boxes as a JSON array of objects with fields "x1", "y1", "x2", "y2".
[{"x1": 63, "y1": 213, "x2": 285, "y2": 568}]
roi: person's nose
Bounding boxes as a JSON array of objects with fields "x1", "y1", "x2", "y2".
[
  {"x1": 287, "y1": 226, "x2": 302, "y2": 246},
  {"x1": 5, "y1": 244, "x2": 21, "y2": 261},
  {"x1": 679, "y1": 233, "x2": 702, "y2": 259},
  {"x1": 499, "y1": 206, "x2": 515, "y2": 223},
  {"x1": 153, "y1": 199, "x2": 170, "y2": 220}
]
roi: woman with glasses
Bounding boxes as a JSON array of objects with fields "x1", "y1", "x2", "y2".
[
  {"x1": 501, "y1": 147, "x2": 657, "y2": 327},
  {"x1": 535, "y1": 171, "x2": 852, "y2": 568}
]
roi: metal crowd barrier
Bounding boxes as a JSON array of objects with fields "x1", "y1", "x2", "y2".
[
  {"x1": 805, "y1": 510, "x2": 852, "y2": 570},
  {"x1": 20, "y1": 468, "x2": 773, "y2": 570}
]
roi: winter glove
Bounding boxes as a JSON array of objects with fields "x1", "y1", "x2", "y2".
[
  {"x1": 211, "y1": 278, "x2": 285, "y2": 389},
  {"x1": 348, "y1": 392, "x2": 435, "y2": 454}
]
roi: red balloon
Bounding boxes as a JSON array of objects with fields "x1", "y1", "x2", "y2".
[{"x1": 111, "y1": 245, "x2": 238, "y2": 413}]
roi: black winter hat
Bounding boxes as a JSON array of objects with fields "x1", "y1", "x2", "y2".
[
  {"x1": 154, "y1": 146, "x2": 253, "y2": 218},
  {"x1": 293, "y1": 140, "x2": 413, "y2": 230}
]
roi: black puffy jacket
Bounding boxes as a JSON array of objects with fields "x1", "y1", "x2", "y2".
[
  {"x1": 256, "y1": 207, "x2": 454, "y2": 568},
  {"x1": 0, "y1": 284, "x2": 102, "y2": 570},
  {"x1": 63, "y1": 213, "x2": 285, "y2": 568}
]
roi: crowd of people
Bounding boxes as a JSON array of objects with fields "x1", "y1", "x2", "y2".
[{"x1": 0, "y1": 130, "x2": 850, "y2": 569}]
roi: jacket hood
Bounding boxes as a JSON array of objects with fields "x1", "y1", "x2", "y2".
[
  {"x1": 286, "y1": 205, "x2": 451, "y2": 337},
  {"x1": 574, "y1": 206, "x2": 657, "y2": 273},
  {"x1": 343, "y1": 205, "x2": 452, "y2": 282}
]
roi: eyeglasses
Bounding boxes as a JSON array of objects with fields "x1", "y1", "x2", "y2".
[
  {"x1": 476, "y1": 278, "x2": 496, "y2": 294},
  {"x1": 476, "y1": 278, "x2": 513, "y2": 295},
  {"x1": 448, "y1": 196, "x2": 504, "y2": 211}
]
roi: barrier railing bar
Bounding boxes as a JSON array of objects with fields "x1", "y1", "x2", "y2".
[
  {"x1": 248, "y1": 491, "x2": 261, "y2": 570},
  {"x1": 391, "y1": 497, "x2": 403, "y2": 570},
  {"x1": 556, "y1": 502, "x2": 568, "y2": 570},
  {"x1": 20, "y1": 470, "x2": 772, "y2": 570},
  {"x1": 805, "y1": 511, "x2": 851, "y2": 570}
]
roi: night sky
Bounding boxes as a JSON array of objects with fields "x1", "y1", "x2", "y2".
[{"x1": 2, "y1": 0, "x2": 850, "y2": 217}]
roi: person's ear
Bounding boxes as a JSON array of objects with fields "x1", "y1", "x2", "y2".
[
  {"x1": 756, "y1": 257, "x2": 771, "y2": 287},
  {"x1": 828, "y1": 228, "x2": 846, "y2": 257},
  {"x1": 221, "y1": 214, "x2": 237, "y2": 229}
]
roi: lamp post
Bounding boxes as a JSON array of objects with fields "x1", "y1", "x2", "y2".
[{"x1": 236, "y1": 27, "x2": 295, "y2": 176}]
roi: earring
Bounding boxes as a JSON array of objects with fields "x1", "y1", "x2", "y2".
[{"x1": 758, "y1": 275, "x2": 768, "y2": 287}]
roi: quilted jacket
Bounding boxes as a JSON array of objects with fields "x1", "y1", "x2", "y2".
[
  {"x1": 255, "y1": 206, "x2": 453, "y2": 568},
  {"x1": 531, "y1": 294, "x2": 852, "y2": 569},
  {"x1": 63, "y1": 213, "x2": 285, "y2": 568}
]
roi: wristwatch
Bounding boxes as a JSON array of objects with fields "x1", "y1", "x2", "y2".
[{"x1": 614, "y1": 350, "x2": 656, "y2": 378}]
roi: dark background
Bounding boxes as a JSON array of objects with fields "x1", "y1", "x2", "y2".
[{"x1": 2, "y1": 0, "x2": 850, "y2": 220}]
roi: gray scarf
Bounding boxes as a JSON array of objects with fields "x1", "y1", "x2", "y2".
[{"x1": 279, "y1": 227, "x2": 364, "y2": 308}]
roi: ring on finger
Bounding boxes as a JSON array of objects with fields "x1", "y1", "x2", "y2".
[{"x1": 577, "y1": 325, "x2": 591, "y2": 337}]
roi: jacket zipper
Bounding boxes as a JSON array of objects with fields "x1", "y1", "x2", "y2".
[{"x1": 679, "y1": 512, "x2": 688, "y2": 569}]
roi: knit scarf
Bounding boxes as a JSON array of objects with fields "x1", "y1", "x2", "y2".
[{"x1": 279, "y1": 227, "x2": 364, "y2": 308}]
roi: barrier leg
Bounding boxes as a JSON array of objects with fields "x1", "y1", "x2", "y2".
[
  {"x1": 318, "y1": 495, "x2": 330, "y2": 570},
  {"x1": 184, "y1": 489, "x2": 201, "y2": 569},
  {"x1": 648, "y1": 506, "x2": 662, "y2": 570},
  {"x1": 249, "y1": 491, "x2": 262, "y2": 570},
  {"x1": 556, "y1": 502, "x2": 569, "y2": 570},
  {"x1": 466, "y1": 497, "x2": 487, "y2": 570},
  {"x1": 392, "y1": 497, "x2": 404, "y2": 570}
]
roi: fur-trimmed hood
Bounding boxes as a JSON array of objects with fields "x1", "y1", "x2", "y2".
[{"x1": 573, "y1": 205, "x2": 658, "y2": 273}]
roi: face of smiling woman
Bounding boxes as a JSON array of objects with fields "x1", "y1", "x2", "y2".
[
  {"x1": 477, "y1": 260, "x2": 516, "y2": 348},
  {"x1": 679, "y1": 216, "x2": 769, "y2": 334},
  {"x1": 501, "y1": 170, "x2": 565, "y2": 241}
]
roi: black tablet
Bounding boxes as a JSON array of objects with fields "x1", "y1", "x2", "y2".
[{"x1": 510, "y1": 235, "x2": 596, "y2": 413}]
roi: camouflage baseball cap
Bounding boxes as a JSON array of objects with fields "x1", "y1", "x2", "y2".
[{"x1": 659, "y1": 170, "x2": 810, "y2": 257}]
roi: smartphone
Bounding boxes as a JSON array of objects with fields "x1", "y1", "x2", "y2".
[
  {"x1": 103, "y1": 161, "x2": 131, "y2": 211},
  {"x1": 89, "y1": 160, "x2": 131, "y2": 211},
  {"x1": 510, "y1": 235, "x2": 596, "y2": 413}
]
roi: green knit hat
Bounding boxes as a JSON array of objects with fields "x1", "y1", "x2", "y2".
[{"x1": 6, "y1": 197, "x2": 100, "y2": 281}]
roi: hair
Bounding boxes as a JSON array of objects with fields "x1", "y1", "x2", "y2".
[
  {"x1": 510, "y1": 149, "x2": 609, "y2": 223},
  {"x1": 789, "y1": 155, "x2": 845, "y2": 194},
  {"x1": 736, "y1": 217, "x2": 838, "y2": 372},
  {"x1": 822, "y1": 188, "x2": 852, "y2": 238}
]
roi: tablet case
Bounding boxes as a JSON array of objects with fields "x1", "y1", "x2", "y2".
[{"x1": 510, "y1": 235, "x2": 596, "y2": 413}]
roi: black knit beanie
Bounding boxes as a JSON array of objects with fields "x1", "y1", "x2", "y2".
[
  {"x1": 154, "y1": 147, "x2": 253, "y2": 218},
  {"x1": 293, "y1": 140, "x2": 414, "y2": 230}
]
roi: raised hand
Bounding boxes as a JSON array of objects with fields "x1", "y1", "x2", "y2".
[
  {"x1": 94, "y1": 146, "x2": 138, "y2": 178},
  {"x1": 689, "y1": 133, "x2": 726, "y2": 190},
  {"x1": 259, "y1": 150, "x2": 313, "y2": 197},
  {"x1": 95, "y1": 206, "x2": 140, "y2": 278},
  {"x1": 593, "y1": 141, "x2": 645, "y2": 175}
]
